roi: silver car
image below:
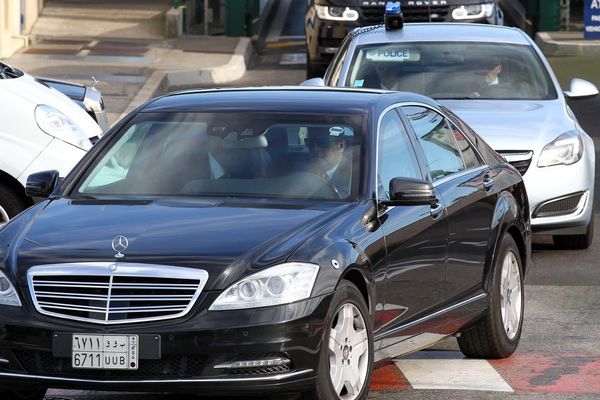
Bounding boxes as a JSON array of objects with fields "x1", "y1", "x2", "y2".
[{"x1": 317, "y1": 23, "x2": 597, "y2": 249}]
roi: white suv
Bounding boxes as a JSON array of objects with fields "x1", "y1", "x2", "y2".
[{"x1": 0, "y1": 62, "x2": 102, "y2": 225}]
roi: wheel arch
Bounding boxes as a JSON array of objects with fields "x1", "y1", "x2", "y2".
[
  {"x1": 483, "y1": 190, "x2": 529, "y2": 293},
  {"x1": 340, "y1": 267, "x2": 371, "y2": 312},
  {"x1": 0, "y1": 170, "x2": 33, "y2": 208}
]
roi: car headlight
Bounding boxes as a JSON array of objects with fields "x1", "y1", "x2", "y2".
[
  {"x1": 537, "y1": 131, "x2": 584, "y2": 167},
  {"x1": 452, "y1": 3, "x2": 495, "y2": 19},
  {"x1": 209, "y1": 263, "x2": 319, "y2": 310},
  {"x1": 35, "y1": 105, "x2": 92, "y2": 150},
  {"x1": 315, "y1": 5, "x2": 359, "y2": 21},
  {"x1": 0, "y1": 270, "x2": 21, "y2": 307}
]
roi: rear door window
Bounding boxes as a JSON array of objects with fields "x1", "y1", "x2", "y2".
[{"x1": 402, "y1": 106, "x2": 465, "y2": 181}]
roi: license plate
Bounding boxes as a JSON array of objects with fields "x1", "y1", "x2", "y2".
[{"x1": 72, "y1": 334, "x2": 138, "y2": 370}]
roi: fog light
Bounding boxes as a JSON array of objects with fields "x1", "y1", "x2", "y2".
[{"x1": 214, "y1": 357, "x2": 291, "y2": 369}]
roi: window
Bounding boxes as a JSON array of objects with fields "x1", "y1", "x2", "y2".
[
  {"x1": 76, "y1": 112, "x2": 364, "y2": 201},
  {"x1": 378, "y1": 110, "x2": 422, "y2": 200},
  {"x1": 449, "y1": 122, "x2": 482, "y2": 169},
  {"x1": 403, "y1": 106, "x2": 465, "y2": 181},
  {"x1": 346, "y1": 42, "x2": 557, "y2": 100}
]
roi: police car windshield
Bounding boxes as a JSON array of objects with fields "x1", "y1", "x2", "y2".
[
  {"x1": 75, "y1": 112, "x2": 363, "y2": 201},
  {"x1": 346, "y1": 42, "x2": 557, "y2": 100}
]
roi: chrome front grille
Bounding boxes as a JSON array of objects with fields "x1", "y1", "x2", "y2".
[
  {"x1": 360, "y1": 5, "x2": 450, "y2": 24},
  {"x1": 498, "y1": 150, "x2": 534, "y2": 176},
  {"x1": 28, "y1": 263, "x2": 208, "y2": 325}
]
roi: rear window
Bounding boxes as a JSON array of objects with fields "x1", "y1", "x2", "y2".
[{"x1": 346, "y1": 42, "x2": 557, "y2": 100}]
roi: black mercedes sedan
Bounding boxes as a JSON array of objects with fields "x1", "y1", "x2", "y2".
[{"x1": 0, "y1": 88, "x2": 530, "y2": 400}]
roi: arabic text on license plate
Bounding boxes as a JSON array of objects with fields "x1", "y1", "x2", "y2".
[{"x1": 72, "y1": 334, "x2": 138, "y2": 370}]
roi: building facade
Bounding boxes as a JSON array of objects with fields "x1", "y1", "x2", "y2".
[{"x1": 0, "y1": 0, "x2": 43, "y2": 58}]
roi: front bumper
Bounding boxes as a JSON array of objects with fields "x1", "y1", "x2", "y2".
[
  {"x1": 523, "y1": 135, "x2": 595, "y2": 235},
  {"x1": 0, "y1": 293, "x2": 332, "y2": 394}
]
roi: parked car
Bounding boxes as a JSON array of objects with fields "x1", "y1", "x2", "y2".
[
  {"x1": 0, "y1": 87, "x2": 530, "y2": 400},
  {"x1": 0, "y1": 61, "x2": 103, "y2": 227},
  {"x1": 305, "y1": 0, "x2": 504, "y2": 77},
  {"x1": 36, "y1": 77, "x2": 110, "y2": 133},
  {"x1": 318, "y1": 22, "x2": 597, "y2": 249}
]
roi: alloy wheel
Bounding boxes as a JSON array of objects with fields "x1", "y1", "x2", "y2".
[
  {"x1": 328, "y1": 303, "x2": 370, "y2": 400},
  {"x1": 500, "y1": 250, "x2": 522, "y2": 340}
]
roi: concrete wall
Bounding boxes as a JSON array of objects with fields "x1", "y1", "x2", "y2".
[{"x1": 0, "y1": 0, "x2": 42, "y2": 58}]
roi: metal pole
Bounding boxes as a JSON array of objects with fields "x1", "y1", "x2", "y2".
[
  {"x1": 560, "y1": 0, "x2": 570, "y2": 31},
  {"x1": 204, "y1": 0, "x2": 209, "y2": 35}
]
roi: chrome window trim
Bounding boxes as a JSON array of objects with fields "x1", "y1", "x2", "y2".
[
  {"x1": 431, "y1": 165, "x2": 489, "y2": 188},
  {"x1": 0, "y1": 369, "x2": 313, "y2": 384},
  {"x1": 400, "y1": 102, "x2": 487, "y2": 168},
  {"x1": 375, "y1": 102, "x2": 489, "y2": 206},
  {"x1": 28, "y1": 263, "x2": 209, "y2": 325},
  {"x1": 375, "y1": 102, "x2": 423, "y2": 205},
  {"x1": 373, "y1": 292, "x2": 487, "y2": 341}
]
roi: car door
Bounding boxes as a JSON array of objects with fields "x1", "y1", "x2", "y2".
[
  {"x1": 376, "y1": 107, "x2": 448, "y2": 351},
  {"x1": 402, "y1": 105, "x2": 495, "y2": 307}
]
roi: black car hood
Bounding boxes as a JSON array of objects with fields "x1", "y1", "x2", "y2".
[{"x1": 13, "y1": 198, "x2": 351, "y2": 290}]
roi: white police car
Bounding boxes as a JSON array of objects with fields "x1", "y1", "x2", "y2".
[{"x1": 314, "y1": 12, "x2": 598, "y2": 249}]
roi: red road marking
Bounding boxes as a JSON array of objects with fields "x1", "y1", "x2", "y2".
[
  {"x1": 370, "y1": 362, "x2": 411, "y2": 391},
  {"x1": 491, "y1": 353, "x2": 600, "y2": 394}
]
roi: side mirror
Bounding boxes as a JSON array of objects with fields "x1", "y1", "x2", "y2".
[
  {"x1": 384, "y1": 177, "x2": 437, "y2": 206},
  {"x1": 26, "y1": 170, "x2": 60, "y2": 198},
  {"x1": 300, "y1": 77, "x2": 325, "y2": 87},
  {"x1": 564, "y1": 78, "x2": 599, "y2": 99}
]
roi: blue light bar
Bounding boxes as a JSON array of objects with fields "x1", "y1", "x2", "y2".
[{"x1": 385, "y1": 2, "x2": 401, "y2": 15}]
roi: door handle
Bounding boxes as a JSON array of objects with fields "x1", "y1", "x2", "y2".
[
  {"x1": 483, "y1": 174, "x2": 494, "y2": 191},
  {"x1": 430, "y1": 201, "x2": 444, "y2": 219}
]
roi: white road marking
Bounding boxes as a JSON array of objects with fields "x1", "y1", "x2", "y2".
[
  {"x1": 395, "y1": 358, "x2": 514, "y2": 392},
  {"x1": 280, "y1": 53, "x2": 306, "y2": 65}
]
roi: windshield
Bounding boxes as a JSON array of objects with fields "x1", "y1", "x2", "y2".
[
  {"x1": 346, "y1": 42, "x2": 557, "y2": 100},
  {"x1": 75, "y1": 112, "x2": 364, "y2": 201}
]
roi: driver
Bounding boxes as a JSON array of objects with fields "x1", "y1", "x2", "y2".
[
  {"x1": 375, "y1": 62, "x2": 401, "y2": 91},
  {"x1": 306, "y1": 126, "x2": 353, "y2": 198},
  {"x1": 472, "y1": 58, "x2": 503, "y2": 97}
]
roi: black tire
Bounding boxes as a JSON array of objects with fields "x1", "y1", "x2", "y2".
[
  {"x1": 0, "y1": 388, "x2": 47, "y2": 400},
  {"x1": 301, "y1": 280, "x2": 373, "y2": 400},
  {"x1": 306, "y1": 58, "x2": 325, "y2": 79},
  {"x1": 0, "y1": 181, "x2": 28, "y2": 223},
  {"x1": 306, "y1": 62, "x2": 318, "y2": 79},
  {"x1": 458, "y1": 234, "x2": 524, "y2": 359},
  {"x1": 553, "y1": 217, "x2": 594, "y2": 250}
]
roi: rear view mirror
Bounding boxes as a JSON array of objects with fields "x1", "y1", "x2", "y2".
[
  {"x1": 384, "y1": 177, "x2": 437, "y2": 206},
  {"x1": 300, "y1": 78, "x2": 325, "y2": 87},
  {"x1": 26, "y1": 170, "x2": 60, "y2": 198},
  {"x1": 564, "y1": 78, "x2": 599, "y2": 99}
]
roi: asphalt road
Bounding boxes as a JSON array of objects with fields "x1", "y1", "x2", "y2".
[{"x1": 47, "y1": 1, "x2": 600, "y2": 399}]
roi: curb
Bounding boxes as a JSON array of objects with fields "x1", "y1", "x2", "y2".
[
  {"x1": 536, "y1": 32, "x2": 600, "y2": 57},
  {"x1": 118, "y1": 37, "x2": 252, "y2": 122}
]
